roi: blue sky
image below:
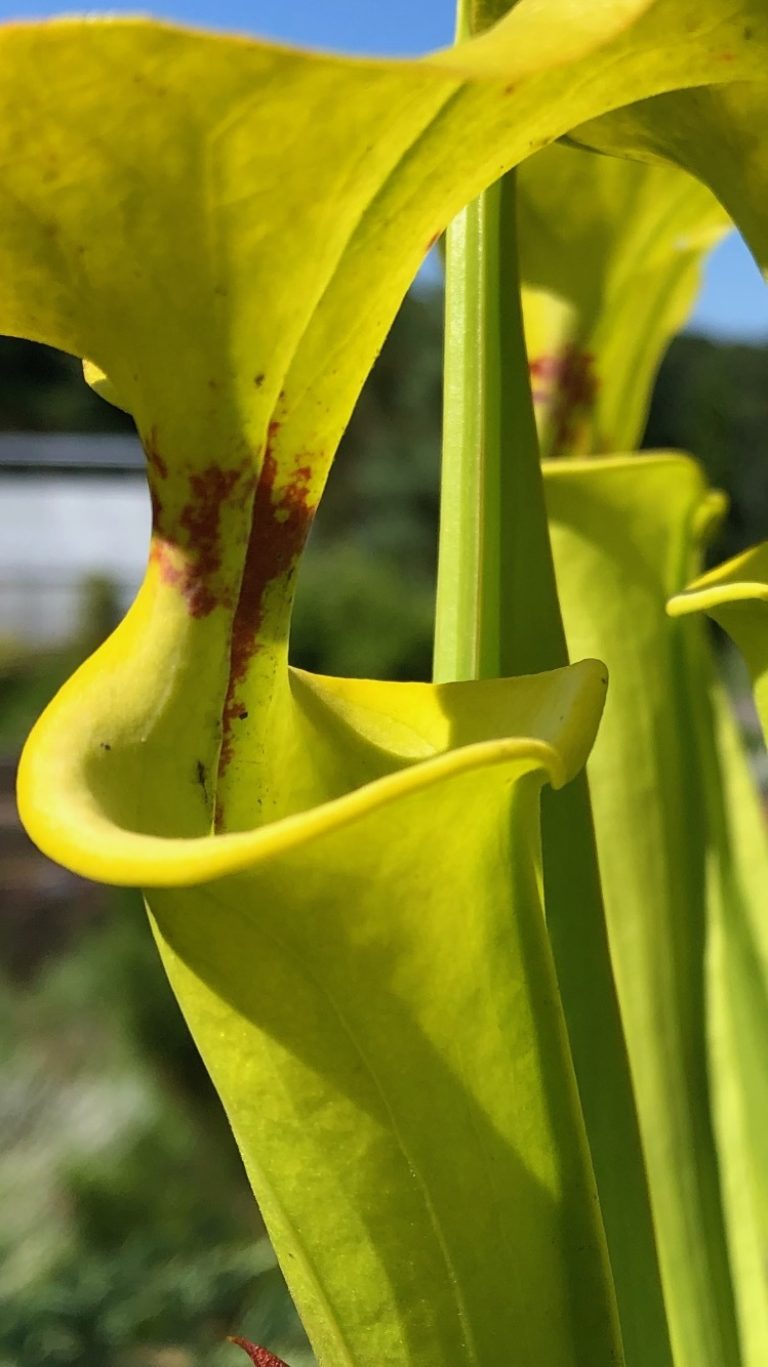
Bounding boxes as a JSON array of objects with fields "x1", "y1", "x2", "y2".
[{"x1": 2, "y1": 0, "x2": 766, "y2": 341}]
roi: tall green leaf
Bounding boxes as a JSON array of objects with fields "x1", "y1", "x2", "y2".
[
  {"x1": 545, "y1": 455, "x2": 752, "y2": 1367},
  {"x1": 669, "y1": 555, "x2": 768, "y2": 1367},
  {"x1": 518, "y1": 143, "x2": 728, "y2": 456}
]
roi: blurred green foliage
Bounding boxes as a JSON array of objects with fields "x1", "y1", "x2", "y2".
[
  {"x1": 0, "y1": 903, "x2": 312, "y2": 1366},
  {"x1": 0, "y1": 576, "x2": 123, "y2": 751},
  {"x1": 293, "y1": 287, "x2": 442, "y2": 682},
  {"x1": 644, "y1": 333, "x2": 768, "y2": 564},
  {"x1": 0, "y1": 338, "x2": 132, "y2": 434},
  {"x1": 2, "y1": 281, "x2": 767, "y2": 1364}
]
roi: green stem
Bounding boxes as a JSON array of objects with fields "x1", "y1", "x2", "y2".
[
  {"x1": 434, "y1": 174, "x2": 567, "y2": 681},
  {"x1": 434, "y1": 6, "x2": 674, "y2": 1360}
]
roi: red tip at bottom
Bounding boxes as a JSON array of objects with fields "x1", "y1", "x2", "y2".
[{"x1": 228, "y1": 1336, "x2": 291, "y2": 1367}]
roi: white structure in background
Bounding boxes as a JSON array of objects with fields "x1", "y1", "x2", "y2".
[{"x1": 0, "y1": 434, "x2": 150, "y2": 645}]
